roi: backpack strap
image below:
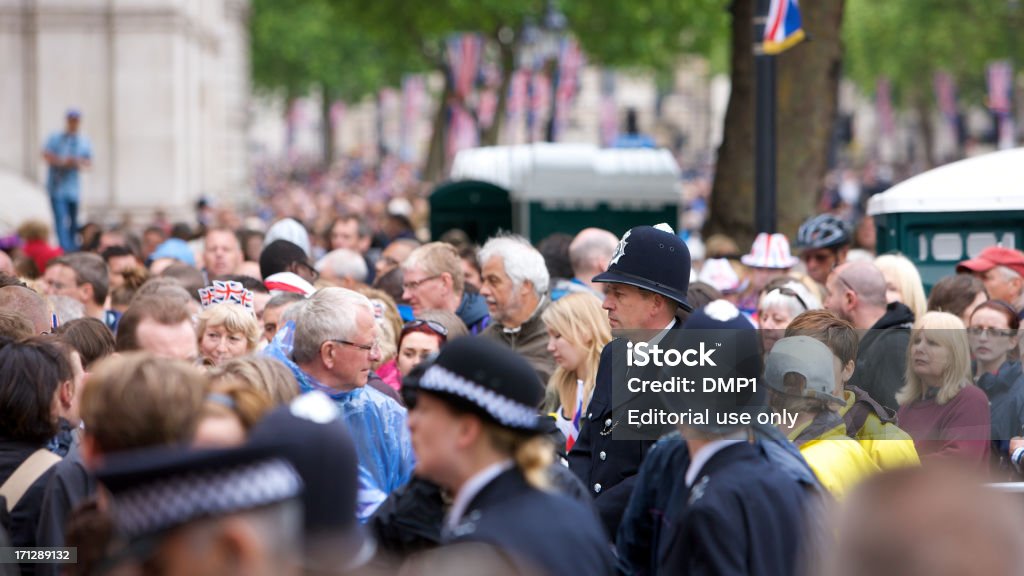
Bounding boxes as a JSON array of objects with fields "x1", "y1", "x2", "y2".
[
  {"x1": 843, "y1": 385, "x2": 896, "y2": 438},
  {"x1": 0, "y1": 449, "x2": 61, "y2": 513}
]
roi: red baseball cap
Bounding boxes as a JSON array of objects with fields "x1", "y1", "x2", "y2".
[{"x1": 957, "y1": 246, "x2": 1024, "y2": 277}]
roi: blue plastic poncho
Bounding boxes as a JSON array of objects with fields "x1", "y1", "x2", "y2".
[{"x1": 264, "y1": 321, "x2": 415, "y2": 520}]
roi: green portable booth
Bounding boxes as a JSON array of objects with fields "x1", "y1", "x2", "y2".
[
  {"x1": 434, "y1": 143, "x2": 682, "y2": 244},
  {"x1": 868, "y1": 147, "x2": 1024, "y2": 292},
  {"x1": 429, "y1": 180, "x2": 513, "y2": 243}
]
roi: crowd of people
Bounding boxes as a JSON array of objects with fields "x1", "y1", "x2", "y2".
[{"x1": 2, "y1": 196, "x2": 1024, "y2": 576}]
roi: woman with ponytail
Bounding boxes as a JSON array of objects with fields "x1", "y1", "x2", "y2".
[{"x1": 401, "y1": 337, "x2": 613, "y2": 576}]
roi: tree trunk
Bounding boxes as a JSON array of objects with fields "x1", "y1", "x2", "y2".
[
  {"x1": 775, "y1": 0, "x2": 845, "y2": 238},
  {"x1": 481, "y1": 39, "x2": 516, "y2": 146},
  {"x1": 703, "y1": 0, "x2": 756, "y2": 245},
  {"x1": 913, "y1": 91, "x2": 937, "y2": 169},
  {"x1": 320, "y1": 84, "x2": 335, "y2": 167},
  {"x1": 705, "y1": 0, "x2": 846, "y2": 246},
  {"x1": 423, "y1": 68, "x2": 453, "y2": 184}
]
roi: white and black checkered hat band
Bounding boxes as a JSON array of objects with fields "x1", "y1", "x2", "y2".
[
  {"x1": 419, "y1": 364, "x2": 537, "y2": 429},
  {"x1": 113, "y1": 459, "x2": 302, "y2": 539}
]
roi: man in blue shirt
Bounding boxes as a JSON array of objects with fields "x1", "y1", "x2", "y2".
[{"x1": 42, "y1": 109, "x2": 92, "y2": 252}]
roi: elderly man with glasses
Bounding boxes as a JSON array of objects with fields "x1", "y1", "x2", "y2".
[
  {"x1": 268, "y1": 287, "x2": 415, "y2": 519},
  {"x1": 401, "y1": 242, "x2": 491, "y2": 334}
]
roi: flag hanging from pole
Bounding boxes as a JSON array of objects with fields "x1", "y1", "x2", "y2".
[
  {"x1": 762, "y1": 0, "x2": 806, "y2": 55},
  {"x1": 876, "y1": 77, "x2": 894, "y2": 138},
  {"x1": 987, "y1": 60, "x2": 1013, "y2": 115}
]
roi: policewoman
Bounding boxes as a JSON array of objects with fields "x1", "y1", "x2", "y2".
[
  {"x1": 568, "y1": 223, "x2": 692, "y2": 537},
  {"x1": 402, "y1": 336, "x2": 614, "y2": 576}
]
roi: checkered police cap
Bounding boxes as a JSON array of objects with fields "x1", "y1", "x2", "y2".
[{"x1": 97, "y1": 445, "x2": 303, "y2": 541}]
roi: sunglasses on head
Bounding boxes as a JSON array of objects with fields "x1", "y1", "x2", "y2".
[
  {"x1": 402, "y1": 319, "x2": 449, "y2": 338},
  {"x1": 769, "y1": 287, "x2": 809, "y2": 311}
]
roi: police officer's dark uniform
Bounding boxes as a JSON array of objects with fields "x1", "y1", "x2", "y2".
[
  {"x1": 652, "y1": 302, "x2": 811, "y2": 576},
  {"x1": 403, "y1": 337, "x2": 614, "y2": 576},
  {"x1": 567, "y1": 224, "x2": 693, "y2": 537}
]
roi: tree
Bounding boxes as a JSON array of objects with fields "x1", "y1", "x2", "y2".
[
  {"x1": 251, "y1": 0, "x2": 413, "y2": 163},
  {"x1": 844, "y1": 0, "x2": 1024, "y2": 165},
  {"x1": 703, "y1": 0, "x2": 847, "y2": 245},
  {"x1": 338, "y1": 0, "x2": 732, "y2": 181}
]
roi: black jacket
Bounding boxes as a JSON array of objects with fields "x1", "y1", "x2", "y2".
[
  {"x1": 0, "y1": 440, "x2": 59, "y2": 576},
  {"x1": 445, "y1": 468, "x2": 614, "y2": 576},
  {"x1": 567, "y1": 322, "x2": 691, "y2": 539},
  {"x1": 977, "y1": 360, "x2": 1024, "y2": 468},
  {"x1": 34, "y1": 448, "x2": 95, "y2": 576},
  {"x1": 849, "y1": 302, "x2": 914, "y2": 412},
  {"x1": 616, "y1": 425, "x2": 824, "y2": 576},
  {"x1": 370, "y1": 464, "x2": 595, "y2": 560},
  {"x1": 656, "y1": 442, "x2": 808, "y2": 576}
]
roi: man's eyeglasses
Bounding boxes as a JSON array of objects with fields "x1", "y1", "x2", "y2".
[
  {"x1": 402, "y1": 319, "x2": 449, "y2": 339},
  {"x1": 402, "y1": 275, "x2": 441, "y2": 292},
  {"x1": 967, "y1": 327, "x2": 1016, "y2": 338},
  {"x1": 327, "y1": 338, "x2": 380, "y2": 352},
  {"x1": 768, "y1": 287, "x2": 809, "y2": 311}
]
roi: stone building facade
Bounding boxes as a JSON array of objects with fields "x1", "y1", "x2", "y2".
[{"x1": 0, "y1": 0, "x2": 250, "y2": 224}]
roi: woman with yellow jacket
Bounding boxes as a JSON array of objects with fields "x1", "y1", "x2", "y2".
[
  {"x1": 786, "y1": 310, "x2": 920, "y2": 470},
  {"x1": 765, "y1": 335, "x2": 880, "y2": 499}
]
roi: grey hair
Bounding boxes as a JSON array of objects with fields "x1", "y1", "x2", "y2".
[
  {"x1": 479, "y1": 235, "x2": 550, "y2": 296},
  {"x1": 760, "y1": 281, "x2": 821, "y2": 319},
  {"x1": 315, "y1": 249, "x2": 368, "y2": 284},
  {"x1": 285, "y1": 287, "x2": 373, "y2": 364}
]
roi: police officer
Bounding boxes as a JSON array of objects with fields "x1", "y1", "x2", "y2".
[
  {"x1": 568, "y1": 223, "x2": 693, "y2": 537},
  {"x1": 656, "y1": 303, "x2": 810, "y2": 575},
  {"x1": 402, "y1": 337, "x2": 613, "y2": 576}
]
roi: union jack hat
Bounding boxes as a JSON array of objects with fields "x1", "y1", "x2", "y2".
[
  {"x1": 741, "y1": 233, "x2": 798, "y2": 269},
  {"x1": 198, "y1": 280, "x2": 255, "y2": 312}
]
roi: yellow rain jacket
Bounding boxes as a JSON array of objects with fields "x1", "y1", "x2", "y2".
[
  {"x1": 839, "y1": 387, "x2": 920, "y2": 470},
  {"x1": 789, "y1": 414, "x2": 880, "y2": 500}
]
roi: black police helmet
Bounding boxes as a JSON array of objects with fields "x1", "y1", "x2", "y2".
[{"x1": 592, "y1": 223, "x2": 693, "y2": 312}]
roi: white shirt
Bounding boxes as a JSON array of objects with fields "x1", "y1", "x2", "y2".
[
  {"x1": 684, "y1": 434, "x2": 747, "y2": 487},
  {"x1": 445, "y1": 459, "x2": 515, "y2": 532}
]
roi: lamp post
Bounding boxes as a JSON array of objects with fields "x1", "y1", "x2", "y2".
[{"x1": 754, "y1": 0, "x2": 777, "y2": 234}]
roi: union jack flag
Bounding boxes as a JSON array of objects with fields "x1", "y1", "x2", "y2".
[
  {"x1": 599, "y1": 70, "x2": 618, "y2": 147},
  {"x1": 876, "y1": 77, "x2": 894, "y2": 138},
  {"x1": 762, "y1": 0, "x2": 806, "y2": 55},
  {"x1": 446, "y1": 33, "x2": 483, "y2": 163},
  {"x1": 988, "y1": 60, "x2": 1014, "y2": 115},
  {"x1": 553, "y1": 38, "x2": 585, "y2": 141}
]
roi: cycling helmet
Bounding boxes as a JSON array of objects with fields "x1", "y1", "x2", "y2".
[{"x1": 795, "y1": 214, "x2": 851, "y2": 250}]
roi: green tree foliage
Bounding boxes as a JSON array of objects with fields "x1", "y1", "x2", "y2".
[
  {"x1": 565, "y1": 0, "x2": 730, "y2": 73},
  {"x1": 844, "y1": 0, "x2": 1023, "y2": 107},
  {"x1": 251, "y1": 0, "x2": 412, "y2": 101}
]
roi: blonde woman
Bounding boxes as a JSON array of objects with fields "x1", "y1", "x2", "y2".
[
  {"x1": 875, "y1": 253, "x2": 927, "y2": 321},
  {"x1": 541, "y1": 293, "x2": 611, "y2": 450},
  {"x1": 356, "y1": 286, "x2": 404, "y2": 388},
  {"x1": 196, "y1": 303, "x2": 260, "y2": 367},
  {"x1": 897, "y1": 312, "x2": 991, "y2": 467}
]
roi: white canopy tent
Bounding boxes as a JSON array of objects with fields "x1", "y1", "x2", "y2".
[
  {"x1": 0, "y1": 168, "x2": 54, "y2": 236},
  {"x1": 867, "y1": 147, "x2": 1024, "y2": 216},
  {"x1": 450, "y1": 143, "x2": 681, "y2": 209}
]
